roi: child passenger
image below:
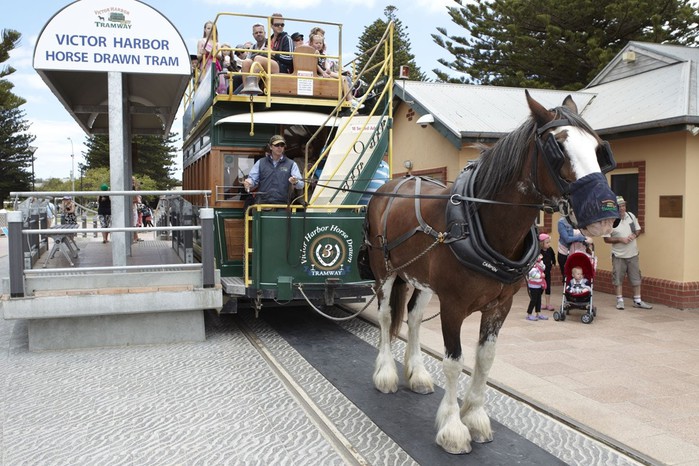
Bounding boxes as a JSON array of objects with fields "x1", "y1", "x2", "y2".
[
  {"x1": 525, "y1": 253, "x2": 548, "y2": 321},
  {"x1": 566, "y1": 266, "x2": 592, "y2": 297}
]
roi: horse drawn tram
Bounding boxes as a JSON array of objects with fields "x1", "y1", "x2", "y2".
[{"x1": 180, "y1": 13, "x2": 395, "y2": 312}]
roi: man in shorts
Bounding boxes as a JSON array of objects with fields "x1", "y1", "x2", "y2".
[{"x1": 603, "y1": 196, "x2": 652, "y2": 310}]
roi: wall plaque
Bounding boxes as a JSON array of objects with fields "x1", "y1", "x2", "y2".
[{"x1": 659, "y1": 195, "x2": 682, "y2": 218}]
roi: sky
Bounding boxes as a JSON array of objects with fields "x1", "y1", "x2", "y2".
[{"x1": 4, "y1": 0, "x2": 460, "y2": 182}]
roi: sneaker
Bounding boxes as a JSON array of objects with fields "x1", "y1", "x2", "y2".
[
  {"x1": 537, "y1": 314, "x2": 549, "y2": 320},
  {"x1": 633, "y1": 300, "x2": 653, "y2": 309},
  {"x1": 616, "y1": 301, "x2": 625, "y2": 310},
  {"x1": 526, "y1": 315, "x2": 537, "y2": 321}
]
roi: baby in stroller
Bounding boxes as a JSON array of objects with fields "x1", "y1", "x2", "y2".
[
  {"x1": 566, "y1": 266, "x2": 591, "y2": 297},
  {"x1": 554, "y1": 248, "x2": 597, "y2": 324}
]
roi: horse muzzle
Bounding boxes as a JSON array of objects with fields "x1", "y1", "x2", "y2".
[{"x1": 565, "y1": 172, "x2": 619, "y2": 236}]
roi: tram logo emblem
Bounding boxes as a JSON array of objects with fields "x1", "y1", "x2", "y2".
[{"x1": 301, "y1": 225, "x2": 354, "y2": 276}]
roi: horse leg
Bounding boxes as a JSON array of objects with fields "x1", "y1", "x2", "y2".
[
  {"x1": 404, "y1": 288, "x2": 434, "y2": 394},
  {"x1": 373, "y1": 274, "x2": 399, "y2": 393},
  {"x1": 459, "y1": 309, "x2": 507, "y2": 444},
  {"x1": 435, "y1": 309, "x2": 471, "y2": 454}
]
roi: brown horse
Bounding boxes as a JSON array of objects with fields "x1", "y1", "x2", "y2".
[{"x1": 364, "y1": 91, "x2": 618, "y2": 454}]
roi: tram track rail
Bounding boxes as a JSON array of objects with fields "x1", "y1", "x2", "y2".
[{"x1": 234, "y1": 313, "x2": 371, "y2": 466}]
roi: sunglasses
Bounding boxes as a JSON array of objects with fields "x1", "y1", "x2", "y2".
[
  {"x1": 272, "y1": 142, "x2": 286, "y2": 147},
  {"x1": 273, "y1": 23, "x2": 285, "y2": 27}
]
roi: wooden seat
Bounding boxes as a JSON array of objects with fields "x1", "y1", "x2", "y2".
[
  {"x1": 270, "y1": 45, "x2": 340, "y2": 99},
  {"x1": 293, "y1": 45, "x2": 319, "y2": 75}
]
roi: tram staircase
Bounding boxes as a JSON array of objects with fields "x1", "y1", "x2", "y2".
[{"x1": 307, "y1": 106, "x2": 391, "y2": 209}]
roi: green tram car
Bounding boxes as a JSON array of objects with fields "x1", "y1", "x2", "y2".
[{"x1": 181, "y1": 14, "x2": 395, "y2": 311}]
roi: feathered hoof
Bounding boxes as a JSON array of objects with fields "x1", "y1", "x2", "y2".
[
  {"x1": 436, "y1": 423, "x2": 472, "y2": 455},
  {"x1": 373, "y1": 368, "x2": 398, "y2": 394},
  {"x1": 462, "y1": 409, "x2": 493, "y2": 444},
  {"x1": 406, "y1": 367, "x2": 434, "y2": 395}
]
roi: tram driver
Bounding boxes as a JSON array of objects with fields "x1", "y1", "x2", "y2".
[{"x1": 243, "y1": 135, "x2": 304, "y2": 205}]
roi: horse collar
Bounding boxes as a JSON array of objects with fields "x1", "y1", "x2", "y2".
[{"x1": 445, "y1": 166, "x2": 540, "y2": 284}]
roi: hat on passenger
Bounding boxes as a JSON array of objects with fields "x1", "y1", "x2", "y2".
[
  {"x1": 100, "y1": 184, "x2": 109, "y2": 191},
  {"x1": 538, "y1": 233, "x2": 550, "y2": 241},
  {"x1": 269, "y1": 135, "x2": 286, "y2": 146},
  {"x1": 63, "y1": 195, "x2": 72, "y2": 200},
  {"x1": 616, "y1": 195, "x2": 626, "y2": 205},
  {"x1": 291, "y1": 32, "x2": 304, "y2": 41}
]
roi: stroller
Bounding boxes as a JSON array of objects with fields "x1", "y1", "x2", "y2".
[{"x1": 553, "y1": 246, "x2": 597, "y2": 324}]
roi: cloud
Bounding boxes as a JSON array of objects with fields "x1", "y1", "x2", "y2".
[{"x1": 28, "y1": 119, "x2": 85, "y2": 180}]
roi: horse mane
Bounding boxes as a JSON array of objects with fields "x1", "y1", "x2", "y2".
[{"x1": 474, "y1": 105, "x2": 594, "y2": 200}]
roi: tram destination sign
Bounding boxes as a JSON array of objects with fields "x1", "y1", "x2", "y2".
[{"x1": 34, "y1": 0, "x2": 189, "y2": 75}]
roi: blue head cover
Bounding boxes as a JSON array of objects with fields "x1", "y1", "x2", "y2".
[{"x1": 566, "y1": 172, "x2": 619, "y2": 228}]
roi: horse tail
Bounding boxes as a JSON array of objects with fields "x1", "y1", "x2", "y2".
[{"x1": 389, "y1": 276, "x2": 407, "y2": 339}]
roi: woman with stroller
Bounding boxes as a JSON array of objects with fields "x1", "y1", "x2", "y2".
[
  {"x1": 525, "y1": 253, "x2": 548, "y2": 321},
  {"x1": 539, "y1": 233, "x2": 556, "y2": 311}
]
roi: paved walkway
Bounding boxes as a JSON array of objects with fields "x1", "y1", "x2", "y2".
[{"x1": 348, "y1": 284, "x2": 699, "y2": 465}]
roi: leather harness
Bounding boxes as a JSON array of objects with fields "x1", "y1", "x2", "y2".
[{"x1": 377, "y1": 168, "x2": 539, "y2": 284}]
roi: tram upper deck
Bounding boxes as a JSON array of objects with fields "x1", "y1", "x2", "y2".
[{"x1": 181, "y1": 13, "x2": 394, "y2": 212}]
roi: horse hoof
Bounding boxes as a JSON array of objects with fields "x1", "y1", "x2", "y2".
[
  {"x1": 471, "y1": 432, "x2": 494, "y2": 444},
  {"x1": 438, "y1": 441, "x2": 472, "y2": 455},
  {"x1": 409, "y1": 382, "x2": 434, "y2": 395}
]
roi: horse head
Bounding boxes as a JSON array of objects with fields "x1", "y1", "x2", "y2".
[{"x1": 526, "y1": 90, "x2": 619, "y2": 236}]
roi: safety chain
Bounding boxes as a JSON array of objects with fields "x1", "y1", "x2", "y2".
[{"x1": 299, "y1": 236, "x2": 444, "y2": 322}]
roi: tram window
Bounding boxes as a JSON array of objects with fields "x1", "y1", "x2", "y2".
[{"x1": 223, "y1": 154, "x2": 256, "y2": 200}]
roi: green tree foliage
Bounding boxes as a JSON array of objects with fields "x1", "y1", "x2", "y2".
[
  {"x1": 354, "y1": 5, "x2": 427, "y2": 86},
  {"x1": 82, "y1": 132, "x2": 180, "y2": 190},
  {"x1": 0, "y1": 29, "x2": 35, "y2": 205},
  {"x1": 433, "y1": 0, "x2": 699, "y2": 90}
]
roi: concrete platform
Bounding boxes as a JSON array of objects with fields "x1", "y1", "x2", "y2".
[{"x1": 1, "y1": 232, "x2": 220, "y2": 351}]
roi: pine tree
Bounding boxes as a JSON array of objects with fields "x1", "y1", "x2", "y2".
[
  {"x1": 433, "y1": 0, "x2": 699, "y2": 90},
  {"x1": 83, "y1": 132, "x2": 180, "y2": 190},
  {"x1": 0, "y1": 29, "x2": 35, "y2": 205},
  {"x1": 354, "y1": 5, "x2": 427, "y2": 87}
]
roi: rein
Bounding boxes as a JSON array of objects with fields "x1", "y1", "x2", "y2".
[{"x1": 309, "y1": 179, "x2": 555, "y2": 211}]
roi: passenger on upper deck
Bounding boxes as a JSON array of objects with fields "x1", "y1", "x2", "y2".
[
  {"x1": 242, "y1": 13, "x2": 294, "y2": 75},
  {"x1": 291, "y1": 32, "x2": 304, "y2": 47},
  {"x1": 197, "y1": 20, "x2": 218, "y2": 82},
  {"x1": 243, "y1": 135, "x2": 304, "y2": 205},
  {"x1": 248, "y1": 23, "x2": 267, "y2": 59}
]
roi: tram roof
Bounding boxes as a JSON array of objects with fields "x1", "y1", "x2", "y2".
[
  {"x1": 33, "y1": 0, "x2": 191, "y2": 138},
  {"x1": 216, "y1": 111, "x2": 342, "y2": 127}
]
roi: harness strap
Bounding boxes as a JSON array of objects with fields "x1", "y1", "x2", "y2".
[{"x1": 380, "y1": 176, "x2": 450, "y2": 259}]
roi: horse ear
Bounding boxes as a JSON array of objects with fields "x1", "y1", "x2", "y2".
[
  {"x1": 562, "y1": 95, "x2": 578, "y2": 114},
  {"x1": 525, "y1": 89, "x2": 554, "y2": 127}
]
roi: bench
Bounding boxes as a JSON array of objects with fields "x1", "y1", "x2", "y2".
[
  {"x1": 43, "y1": 223, "x2": 80, "y2": 268},
  {"x1": 270, "y1": 45, "x2": 341, "y2": 99}
]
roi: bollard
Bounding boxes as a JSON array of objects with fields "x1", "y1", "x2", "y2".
[
  {"x1": 82, "y1": 215, "x2": 87, "y2": 237},
  {"x1": 93, "y1": 218, "x2": 98, "y2": 238},
  {"x1": 8, "y1": 211, "x2": 25, "y2": 297},
  {"x1": 200, "y1": 208, "x2": 215, "y2": 288}
]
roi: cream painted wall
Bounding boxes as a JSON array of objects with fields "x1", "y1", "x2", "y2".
[
  {"x1": 594, "y1": 133, "x2": 690, "y2": 282},
  {"x1": 392, "y1": 102, "x2": 461, "y2": 181},
  {"x1": 684, "y1": 134, "x2": 699, "y2": 279}
]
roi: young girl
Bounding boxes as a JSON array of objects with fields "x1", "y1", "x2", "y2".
[
  {"x1": 539, "y1": 233, "x2": 556, "y2": 310},
  {"x1": 526, "y1": 253, "x2": 548, "y2": 321}
]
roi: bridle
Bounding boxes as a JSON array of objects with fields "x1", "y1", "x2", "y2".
[{"x1": 533, "y1": 118, "x2": 617, "y2": 227}]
